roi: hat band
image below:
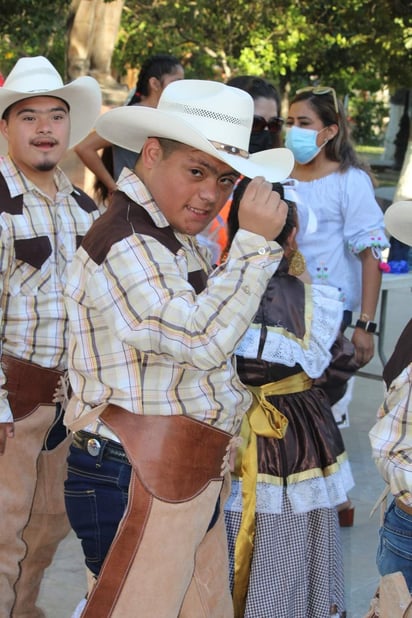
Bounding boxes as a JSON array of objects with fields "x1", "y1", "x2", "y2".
[{"x1": 209, "y1": 141, "x2": 249, "y2": 159}]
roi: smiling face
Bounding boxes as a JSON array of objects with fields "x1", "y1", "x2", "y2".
[
  {"x1": 139, "y1": 138, "x2": 239, "y2": 236},
  {"x1": 0, "y1": 95, "x2": 70, "y2": 176}
]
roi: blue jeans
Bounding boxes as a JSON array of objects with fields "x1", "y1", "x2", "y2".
[
  {"x1": 377, "y1": 499, "x2": 412, "y2": 593},
  {"x1": 65, "y1": 443, "x2": 221, "y2": 579},
  {"x1": 64, "y1": 444, "x2": 132, "y2": 576}
]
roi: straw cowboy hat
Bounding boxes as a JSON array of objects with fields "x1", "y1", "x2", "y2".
[
  {"x1": 96, "y1": 79, "x2": 294, "y2": 182},
  {"x1": 0, "y1": 56, "x2": 102, "y2": 154},
  {"x1": 384, "y1": 200, "x2": 412, "y2": 246}
]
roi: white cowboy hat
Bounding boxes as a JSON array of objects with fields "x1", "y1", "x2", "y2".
[
  {"x1": 384, "y1": 200, "x2": 412, "y2": 246},
  {"x1": 0, "y1": 56, "x2": 102, "y2": 154},
  {"x1": 96, "y1": 79, "x2": 294, "y2": 182}
]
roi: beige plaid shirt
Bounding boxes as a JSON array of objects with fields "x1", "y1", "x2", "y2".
[
  {"x1": 0, "y1": 156, "x2": 99, "y2": 422},
  {"x1": 65, "y1": 169, "x2": 284, "y2": 436},
  {"x1": 369, "y1": 362, "x2": 412, "y2": 506}
]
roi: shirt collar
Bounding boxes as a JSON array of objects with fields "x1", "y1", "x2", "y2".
[
  {"x1": 0, "y1": 155, "x2": 73, "y2": 199},
  {"x1": 117, "y1": 167, "x2": 170, "y2": 229}
]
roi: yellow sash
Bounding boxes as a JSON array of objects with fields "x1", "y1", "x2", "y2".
[{"x1": 233, "y1": 372, "x2": 313, "y2": 617}]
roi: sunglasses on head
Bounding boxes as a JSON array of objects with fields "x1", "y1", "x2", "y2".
[
  {"x1": 296, "y1": 86, "x2": 339, "y2": 115},
  {"x1": 252, "y1": 115, "x2": 285, "y2": 134}
]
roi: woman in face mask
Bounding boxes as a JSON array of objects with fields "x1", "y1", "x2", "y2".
[
  {"x1": 285, "y1": 87, "x2": 390, "y2": 527},
  {"x1": 227, "y1": 76, "x2": 284, "y2": 152},
  {"x1": 286, "y1": 87, "x2": 388, "y2": 369}
]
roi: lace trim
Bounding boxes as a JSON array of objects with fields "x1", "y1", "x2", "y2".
[
  {"x1": 225, "y1": 459, "x2": 354, "y2": 515},
  {"x1": 235, "y1": 284, "x2": 342, "y2": 378}
]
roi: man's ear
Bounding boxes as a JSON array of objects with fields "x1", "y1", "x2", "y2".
[
  {"x1": 140, "y1": 137, "x2": 163, "y2": 169},
  {"x1": 0, "y1": 118, "x2": 9, "y2": 142}
]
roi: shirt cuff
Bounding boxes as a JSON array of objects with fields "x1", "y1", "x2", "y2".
[{"x1": 228, "y1": 229, "x2": 283, "y2": 266}]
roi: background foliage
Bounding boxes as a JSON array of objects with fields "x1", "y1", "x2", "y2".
[{"x1": 0, "y1": 0, "x2": 411, "y2": 142}]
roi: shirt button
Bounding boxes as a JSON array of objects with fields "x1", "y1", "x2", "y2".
[
  {"x1": 243, "y1": 285, "x2": 251, "y2": 295},
  {"x1": 258, "y1": 247, "x2": 267, "y2": 255}
]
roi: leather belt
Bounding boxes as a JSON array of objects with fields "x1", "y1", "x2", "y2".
[
  {"x1": 395, "y1": 497, "x2": 412, "y2": 517},
  {"x1": 72, "y1": 430, "x2": 130, "y2": 465},
  {"x1": 2, "y1": 354, "x2": 64, "y2": 421}
]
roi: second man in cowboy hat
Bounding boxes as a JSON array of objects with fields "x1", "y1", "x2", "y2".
[
  {"x1": 63, "y1": 79, "x2": 294, "y2": 617},
  {"x1": 0, "y1": 55, "x2": 101, "y2": 617}
]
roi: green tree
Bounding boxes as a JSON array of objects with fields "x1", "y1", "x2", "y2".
[
  {"x1": 0, "y1": 0, "x2": 71, "y2": 76},
  {"x1": 113, "y1": 0, "x2": 411, "y2": 97}
]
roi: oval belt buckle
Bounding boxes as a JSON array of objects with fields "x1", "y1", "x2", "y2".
[{"x1": 87, "y1": 437, "x2": 101, "y2": 457}]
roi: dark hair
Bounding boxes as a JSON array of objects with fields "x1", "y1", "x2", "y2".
[
  {"x1": 94, "y1": 53, "x2": 182, "y2": 204},
  {"x1": 93, "y1": 146, "x2": 115, "y2": 205},
  {"x1": 227, "y1": 76, "x2": 281, "y2": 111},
  {"x1": 225, "y1": 177, "x2": 297, "y2": 254},
  {"x1": 128, "y1": 53, "x2": 182, "y2": 105},
  {"x1": 227, "y1": 76, "x2": 282, "y2": 148},
  {"x1": 290, "y1": 89, "x2": 375, "y2": 182}
]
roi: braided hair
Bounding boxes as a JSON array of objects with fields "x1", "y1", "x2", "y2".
[{"x1": 128, "y1": 53, "x2": 182, "y2": 105}]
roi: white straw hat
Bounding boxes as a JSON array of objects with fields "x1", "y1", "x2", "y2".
[
  {"x1": 0, "y1": 56, "x2": 102, "y2": 154},
  {"x1": 384, "y1": 200, "x2": 412, "y2": 246},
  {"x1": 96, "y1": 79, "x2": 294, "y2": 182}
]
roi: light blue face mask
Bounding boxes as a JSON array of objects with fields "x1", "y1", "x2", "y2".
[{"x1": 285, "y1": 125, "x2": 327, "y2": 165}]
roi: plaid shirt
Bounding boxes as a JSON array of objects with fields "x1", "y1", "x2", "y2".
[
  {"x1": 0, "y1": 156, "x2": 99, "y2": 422},
  {"x1": 64, "y1": 169, "x2": 283, "y2": 436},
  {"x1": 369, "y1": 362, "x2": 412, "y2": 506}
]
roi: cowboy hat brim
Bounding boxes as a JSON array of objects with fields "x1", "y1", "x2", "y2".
[
  {"x1": 95, "y1": 106, "x2": 294, "y2": 183},
  {"x1": 384, "y1": 200, "x2": 412, "y2": 246},
  {"x1": 0, "y1": 76, "x2": 102, "y2": 154}
]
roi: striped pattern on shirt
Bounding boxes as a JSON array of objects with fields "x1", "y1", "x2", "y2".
[
  {"x1": 64, "y1": 169, "x2": 283, "y2": 435},
  {"x1": 0, "y1": 156, "x2": 99, "y2": 421}
]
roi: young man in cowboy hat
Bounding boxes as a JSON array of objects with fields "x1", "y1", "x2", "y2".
[
  {"x1": 63, "y1": 79, "x2": 294, "y2": 617},
  {"x1": 0, "y1": 56, "x2": 101, "y2": 617}
]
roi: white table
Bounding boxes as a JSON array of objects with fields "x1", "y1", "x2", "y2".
[{"x1": 378, "y1": 272, "x2": 412, "y2": 366}]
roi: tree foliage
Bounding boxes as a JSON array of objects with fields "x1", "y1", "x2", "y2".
[
  {"x1": 113, "y1": 0, "x2": 411, "y2": 97},
  {"x1": 0, "y1": 0, "x2": 71, "y2": 77},
  {"x1": 0, "y1": 0, "x2": 410, "y2": 97}
]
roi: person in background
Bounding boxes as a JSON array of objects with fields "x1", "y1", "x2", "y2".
[
  {"x1": 369, "y1": 199, "x2": 412, "y2": 592},
  {"x1": 63, "y1": 79, "x2": 294, "y2": 617},
  {"x1": 74, "y1": 52, "x2": 184, "y2": 206},
  {"x1": 227, "y1": 76, "x2": 284, "y2": 151},
  {"x1": 286, "y1": 86, "x2": 389, "y2": 368},
  {"x1": 0, "y1": 56, "x2": 101, "y2": 617},
  {"x1": 285, "y1": 86, "x2": 390, "y2": 525},
  {"x1": 200, "y1": 75, "x2": 285, "y2": 263},
  {"x1": 224, "y1": 177, "x2": 358, "y2": 618}
]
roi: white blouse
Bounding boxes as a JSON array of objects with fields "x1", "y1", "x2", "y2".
[{"x1": 294, "y1": 167, "x2": 389, "y2": 311}]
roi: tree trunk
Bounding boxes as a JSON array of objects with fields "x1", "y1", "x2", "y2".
[
  {"x1": 67, "y1": 0, "x2": 125, "y2": 85},
  {"x1": 394, "y1": 88, "x2": 412, "y2": 202}
]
